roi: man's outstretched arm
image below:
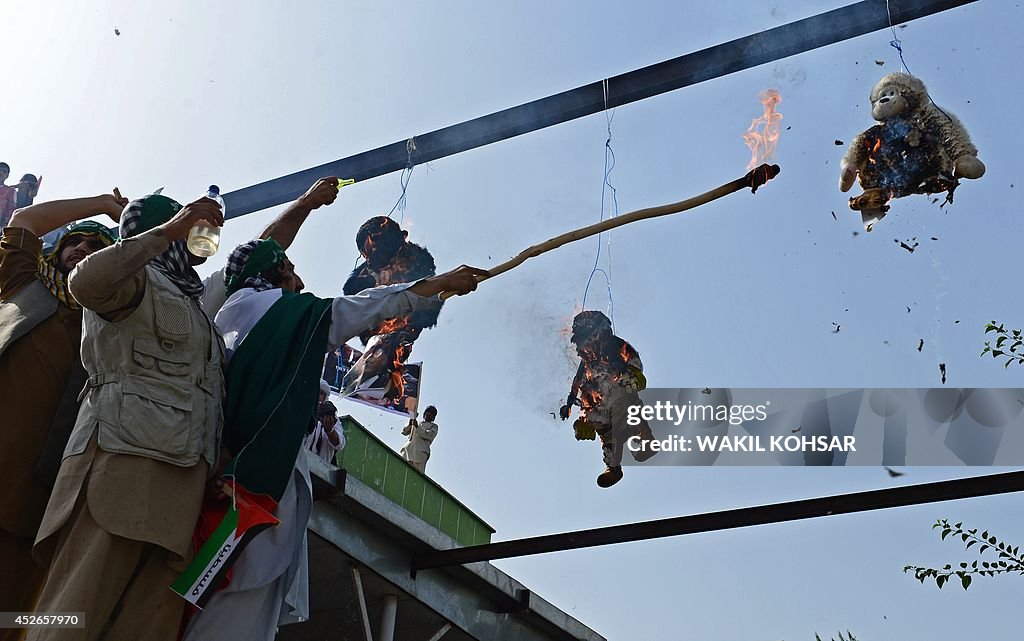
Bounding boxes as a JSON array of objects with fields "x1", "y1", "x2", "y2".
[{"x1": 327, "y1": 265, "x2": 489, "y2": 349}]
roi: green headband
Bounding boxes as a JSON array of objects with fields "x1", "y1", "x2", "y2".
[
  {"x1": 225, "y1": 238, "x2": 289, "y2": 295},
  {"x1": 66, "y1": 220, "x2": 118, "y2": 245}
]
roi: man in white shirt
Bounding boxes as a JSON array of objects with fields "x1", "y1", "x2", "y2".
[
  {"x1": 304, "y1": 401, "x2": 344, "y2": 465},
  {"x1": 401, "y1": 405, "x2": 438, "y2": 473}
]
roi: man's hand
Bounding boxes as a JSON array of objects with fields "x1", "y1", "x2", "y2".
[
  {"x1": 158, "y1": 196, "x2": 224, "y2": 242},
  {"x1": 98, "y1": 188, "x2": 129, "y2": 224},
  {"x1": 297, "y1": 177, "x2": 340, "y2": 211},
  {"x1": 559, "y1": 404, "x2": 571, "y2": 420},
  {"x1": 410, "y1": 265, "x2": 490, "y2": 299}
]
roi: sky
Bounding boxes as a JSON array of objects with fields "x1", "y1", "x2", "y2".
[{"x1": 4, "y1": 1, "x2": 1024, "y2": 639}]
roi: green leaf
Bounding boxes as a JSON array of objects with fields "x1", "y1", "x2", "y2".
[
  {"x1": 990, "y1": 537, "x2": 998, "y2": 545},
  {"x1": 936, "y1": 575, "x2": 947, "y2": 589},
  {"x1": 942, "y1": 529, "x2": 951, "y2": 540},
  {"x1": 966, "y1": 540, "x2": 977, "y2": 549},
  {"x1": 980, "y1": 545, "x2": 989, "y2": 554},
  {"x1": 996, "y1": 336, "x2": 1008, "y2": 348},
  {"x1": 961, "y1": 574, "x2": 972, "y2": 590}
]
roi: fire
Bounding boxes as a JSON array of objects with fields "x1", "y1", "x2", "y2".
[
  {"x1": 619, "y1": 342, "x2": 631, "y2": 364},
  {"x1": 376, "y1": 316, "x2": 410, "y2": 335},
  {"x1": 389, "y1": 342, "x2": 409, "y2": 398},
  {"x1": 742, "y1": 89, "x2": 783, "y2": 170},
  {"x1": 867, "y1": 138, "x2": 881, "y2": 165}
]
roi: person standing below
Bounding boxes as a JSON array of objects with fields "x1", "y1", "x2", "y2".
[
  {"x1": 26, "y1": 193, "x2": 225, "y2": 641},
  {"x1": 401, "y1": 405, "x2": 438, "y2": 473},
  {"x1": 304, "y1": 400, "x2": 344, "y2": 465},
  {"x1": 0, "y1": 192, "x2": 122, "y2": 640},
  {"x1": 183, "y1": 177, "x2": 486, "y2": 641},
  {"x1": 0, "y1": 163, "x2": 16, "y2": 227}
]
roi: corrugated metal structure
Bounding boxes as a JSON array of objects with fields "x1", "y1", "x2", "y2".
[
  {"x1": 278, "y1": 416, "x2": 601, "y2": 641},
  {"x1": 337, "y1": 415, "x2": 495, "y2": 547}
]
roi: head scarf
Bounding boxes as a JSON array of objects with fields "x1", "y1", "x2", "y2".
[
  {"x1": 224, "y1": 238, "x2": 288, "y2": 295},
  {"x1": 120, "y1": 195, "x2": 205, "y2": 299},
  {"x1": 37, "y1": 221, "x2": 117, "y2": 309}
]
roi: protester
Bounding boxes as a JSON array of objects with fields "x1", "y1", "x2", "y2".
[
  {"x1": 0, "y1": 192, "x2": 121, "y2": 640},
  {"x1": 15, "y1": 174, "x2": 40, "y2": 210},
  {"x1": 26, "y1": 193, "x2": 225, "y2": 641},
  {"x1": 401, "y1": 405, "x2": 439, "y2": 473},
  {"x1": 304, "y1": 400, "x2": 344, "y2": 464},
  {"x1": 0, "y1": 163, "x2": 15, "y2": 227},
  {"x1": 182, "y1": 177, "x2": 487, "y2": 641}
]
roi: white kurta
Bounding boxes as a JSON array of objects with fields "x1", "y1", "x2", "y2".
[{"x1": 184, "y1": 282, "x2": 436, "y2": 641}]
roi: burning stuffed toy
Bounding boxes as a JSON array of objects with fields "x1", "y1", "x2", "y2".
[
  {"x1": 340, "y1": 216, "x2": 442, "y2": 400},
  {"x1": 558, "y1": 311, "x2": 657, "y2": 487},
  {"x1": 839, "y1": 73, "x2": 985, "y2": 231}
]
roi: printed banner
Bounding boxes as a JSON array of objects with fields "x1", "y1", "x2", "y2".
[
  {"x1": 614, "y1": 388, "x2": 1024, "y2": 466},
  {"x1": 343, "y1": 361, "x2": 423, "y2": 418}
]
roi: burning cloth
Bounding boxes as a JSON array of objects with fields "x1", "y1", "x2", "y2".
[
  {"x1": 340, "y1": 217, "x2": 442, "y2": 398},
  {"x1": 839, "y1": 74, "x2": 985, "y2": 230},
  {"x1": 559, "y1": 311, "x2": 657, "y2": 488}
]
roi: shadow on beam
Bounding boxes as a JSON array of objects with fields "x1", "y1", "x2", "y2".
[
  {"x1": 223, "y1": 0, "x2": 978, "y2": 218},
  {"x1": 412, "y1": 471, "x2": 1024, "y2": 571}
]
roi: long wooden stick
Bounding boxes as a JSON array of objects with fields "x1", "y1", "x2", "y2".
[{"x1": 440, "y1": 164, "x2": 780, "y2": 300}]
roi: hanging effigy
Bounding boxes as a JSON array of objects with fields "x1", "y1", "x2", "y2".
[
  {"x1": 839, "y1": 73, "x2": 985, "y2": 231},
  {"x1": 558, "y1": 311, "x2": 657, "y2": 488},
  {"x1": 339, "y1": 216, "x2": 441, "y2": 416}
]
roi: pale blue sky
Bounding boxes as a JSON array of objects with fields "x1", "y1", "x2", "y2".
[{"x1": 4, "y1": 2, "x2": 1023, "y2": 639}]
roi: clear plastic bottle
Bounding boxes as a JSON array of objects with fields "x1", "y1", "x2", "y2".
[{"x1": 186, "y1": 185, "x2": 223, "y2": 257}]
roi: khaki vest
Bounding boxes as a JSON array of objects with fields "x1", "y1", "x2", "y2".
[{"x1": 65, "y1": 266, "x2": 224, "y2": 467}]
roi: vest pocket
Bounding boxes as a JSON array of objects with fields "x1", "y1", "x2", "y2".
[
  {"x1": 119, "y1": 375, "x2": 193, "y2": 456},
  {"x1": 132, "y1": 337, "x2": 191, "y2": 377}
]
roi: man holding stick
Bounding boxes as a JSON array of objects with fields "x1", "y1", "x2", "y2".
[{"x1": 182, "y1": 179, "x2": 486, "y2": 641}]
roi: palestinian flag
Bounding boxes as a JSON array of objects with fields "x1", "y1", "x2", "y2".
[{"x1": 171, "y1": 484, "x2": 279, "y2": 609}]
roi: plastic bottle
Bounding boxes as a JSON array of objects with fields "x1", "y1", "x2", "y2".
[{"x1": 186, "y1": 185, "x2": 223, "y2": 257}]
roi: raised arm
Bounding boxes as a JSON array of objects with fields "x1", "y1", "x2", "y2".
[
  {"x1": 259, "y1": 178, "x2": 340, "y2": 250},
  {"x1": 8, "y1": 191, "x2": 125, "y2": 237},
  {"x1": 327, "y1": 265, "x2": 488, "y2": 349},
  {"x1": 69, "y1": 197, "x2": 223, "y2": 320}
]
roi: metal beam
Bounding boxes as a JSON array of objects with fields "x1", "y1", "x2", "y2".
[
  {"x1": 412, "y1": 470, "x2": 1024, "y2": 570},
  {"x1": 222, "y1": 0, "x2": 978, "y2": 218}
]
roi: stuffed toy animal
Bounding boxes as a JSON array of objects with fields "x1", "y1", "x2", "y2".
[{"x1": 839, "y1": 73, "x2": 984, "y2": 231}]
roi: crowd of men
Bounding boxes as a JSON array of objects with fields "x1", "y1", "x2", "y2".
[{"x1": 0, "y1": 177, "x2": 485, "y2": 641}]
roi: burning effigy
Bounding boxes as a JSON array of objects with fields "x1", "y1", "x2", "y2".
[
  {"x1": 558, "y1": 311, "x2": 657, "y2": 488},
  {"x1": 340, "y1": 216, "x2": 442, "y2": 406},
  {"x1": 839, "y1": 73, "x2": 985, "y2": 231}
]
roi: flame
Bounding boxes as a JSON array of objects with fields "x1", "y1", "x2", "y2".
[
  {"x1": 390, "y1": 343, "x2": 409, "y2": 398},
  {"x1": 867, "y1": 138, "x2": 881, "y2": 165},
  {"x1": 742, "y1": 89, "x2": 783, "y2": 170},
  {"x1": 376, "y1": 316, "x2": 410, "y2": 335}
]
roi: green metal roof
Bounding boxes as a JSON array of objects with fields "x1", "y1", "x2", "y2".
[{"x1": 336, "y1": 415, "x2": 495, "y2": 547}]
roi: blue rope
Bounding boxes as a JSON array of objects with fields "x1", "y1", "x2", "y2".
[
  {"x1": 885, "y1": 2, "x2": 955, "y2": 123},
  {"x1": 581, "y1": 101, "x2": 619, "y2": 332},
  {"x1": 388, "y1": 138, "x2": 417, "y2": 223}
]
